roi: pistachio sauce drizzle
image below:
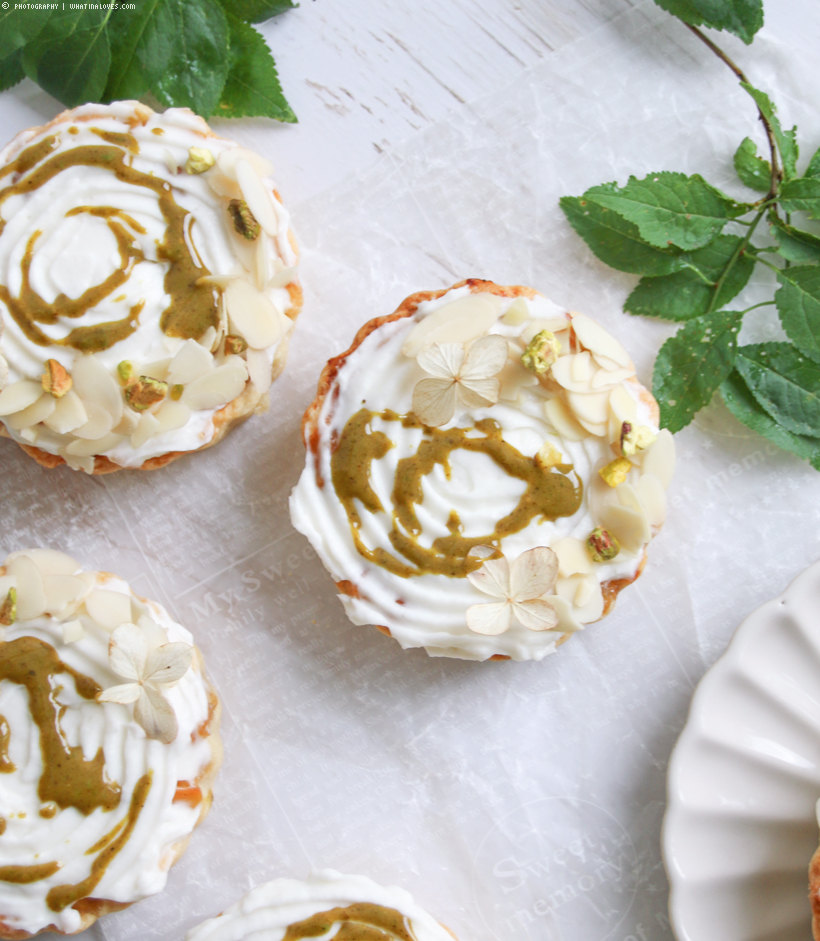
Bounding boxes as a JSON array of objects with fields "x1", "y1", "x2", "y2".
[
  {"x1": 46, "y1": 772, "x2": 152, "y2": 912},
  {"x1": 0, "y1": 637, "x2": 121, "y2": 816},
  {"x1": 331, "y1": 409, "x2": 582, "y2": 578},
  {"x1": 282, "y1": 903, "x2": 416, "y2": 941},
  {"x1": 0, "y1": 134, "x2": 219, "y2": 352},
  {"x1": 0, "y1": 714, "x2": 14, "y2": 773},
  {"x1": 0, "y1": 862, "x2": 60, "y2": 885}
]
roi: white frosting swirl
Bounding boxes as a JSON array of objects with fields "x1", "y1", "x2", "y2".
[
  {"x1": 290, "y1": 284, "x2": 672, "y2": 661},
  {"x1": 0, "y1": 101, "x2": 299, "y2": 471},
  {"x1": 185, "y1": 870, "x2": 455, "y2": 941},
  {"x1": 0, "y1": 550, "x2": 217, "y2": 936}
]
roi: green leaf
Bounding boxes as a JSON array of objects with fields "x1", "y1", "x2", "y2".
[
  {"x1": 735, "y1": 343, "x2": 820, "y2": 438},
  {"x1": 103, "y1": 0, "x2": 176, "y2": 102},
  {"x1": 806, "y1": 146, "x2": 820, "y2": 181},
  {"x1": 560, "y1": 196, "x2": 686, "y2": 277},
  {"x1": 216, "y1": 14, "x2": 296, "y2": 122},
  {"x1": 740, "y1": 82, "x2": 798, "y2": 179},
  {"x1": 653, "y1": 309, "x2": 743, "y2": 432},
  {"x1": 0, "y1": 9, "x2": 52, "y2": 61},
  {"x1": 625, "y1": 234, "x2": 754, "y2": 321},
  {"x1": 652, "y1": 0, "x2": 763, "y2": 44},
  {"x1": 22, "y1": 10, "x2": 113, "y2": 108},
  {"x1": 779, "y1": 177, "x2": 820, "y2": 221},
  {"x1": 0, "y1": 48, "x2": 24, "y2": 94},
  {"x1": 152, "y1": 0, "x2": 229, "y2": 118},
  {"x1": 733, "y1": 137, "x2": 771, "y2": 192},
  {"x1": 769, "y1": 217, "x2": 820, "y2": 265},
  {"x1": 774, "y1": 265, "x2": 820, "y2": 363},
  {"x1": 583, "y1": 172, "x2": 746, "y2": 252},
  {"x1": 218, "y1": 0, "x2": 297, "y2": 24},
  {"x1": 721, "y1": 370, "x2": 820, "y2": 468}
]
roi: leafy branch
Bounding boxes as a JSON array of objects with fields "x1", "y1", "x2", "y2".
[
  {"x1": 561, "y1": 0, "x2": 820, "y2": 471},
  {"x1": 0, "y1": 0, "x2": 297, "y2": 122}
]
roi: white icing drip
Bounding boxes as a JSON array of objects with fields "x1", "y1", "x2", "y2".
[
  {"x1": 185, "y1": 870, "x2": 455, "y2": 941},
  {"x1": 0, "y1": 555, "x2": 215, "y2": 936},
  {"x1": 290, "y1": 287, "x2": 667, "y2": 662},
  {"x1": 0, "y1": 103, "x2": 298, "y2": 468}
]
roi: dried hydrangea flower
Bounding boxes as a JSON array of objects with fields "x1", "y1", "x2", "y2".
[
  {"x1": 412, "y1": 334, "x2": 508, "y2": 427},
  {"x1": 465, "y1": 546, "x2": 560, "y2": 635},
  {"x1": 98, "y1": 622, "x2": 193, "y2": 744}
]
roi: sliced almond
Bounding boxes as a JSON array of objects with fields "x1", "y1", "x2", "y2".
[
  {"x1": 43, "y1": 574, "x2": 87, "y2": 618},
  {"x1": 598, "y1": 503, "x2": 650, "y2": 553},
  {"x1": 182, "y1": 360, "x2": 248, "y2": 411},
  {"x1": 139, "y1": 358, "x2": 171, "y2": 382},
  {"x1": 269, "y1": 265, "x2": 297, "y2": 290},
  {"x1": 5, "y1": 393, "x2": 56, "y2": 430},
  {"x1": 224, "y1": 279, "x2": 289, "y2": 350},
  {"x1": 547, "y1": 595, "x2": 583, "y2": 634},
  {"x1": 565, "y1": 390, "x2": 611, "y2": 426},
  {"x1": 131, "y1": 412, "x2": 160, "y2": 449},
  {"x1": 72, "y1": 402, "x2": 115, "y2": 440},
  {"x1": 0, "y1": 379, "x2": 44, "y2": 417},
  {"x1": 553, "y1": 537, "x2": 592, "y2": 578},
  {"x1": 6, "y1": 555, "x2": 47, "y2": 620},
  {"x1": 206, "y1": 169, "x2": 242, "y2": 200},
  {"x1": 167, "y1": 340, "x2": 214, "y2": 386},
  {"x1": 198, "y1": 326, "x2": 219, "y2": 352},
  {"x1": 543, "y1": 396, "x2": 587, "y2": 441},
  {"x1": 590, "y1": 366, "x2": 636, "y2": 390},
  {"x1": 0, "y1": 352, "x2": 8, "y2": 393},
  {"x1": 500, "y1": 298, "x2": 529, "y2": 326},
  {"x1": 155, "y1": 398, "x2": 191, "y2": 432},
  {"x1": 62, "y1": 619, "x2": 86, "y2": 643},
  {"x1": 235, "y1": 158, "x2": 279, "y2": 237},
  {"x1": 592, "y1": 351, "x2": 625, "y2": 372},
  {"x1": 401, "y1": 294, "x2": 502, "y2": 358},
  {"x1": 253, "y1": 230, "x2": 270, "y2": 290},
  {"x1": 570, "y1": 313, "x2": 631, "y2": 368},
  {"x1": 84, "y1": 588, "x2": 133, "y2": 632},
  {"x1": 575, "y1": 578, "x2": 605, "y2": 624},
  {"x1": 246, "y1": 348, "x2": 272, "y2": 393},
  {"x1": 216, "y1": 146, "x2": 275, "y2": 181},
  {"x1": 551, "y1": 354, "x2": 596, "y2": 393},
  {"x1": 642, "y1": 428, "x2": 676, "y2": 489},
  {"x1": 112, "y1": 408, "x2": 140, "y2": 436},
  {"x1": 64, "y1": 454, "x2": 95, "y2": 474},
  {"x1": 43, "y1": 390, "x2": 88, "y2": 434},
  {"x1": 72, "y1": 355, "x2": 123, "y2": 426},
  {"x1": 521, "y1": 316, "x2": 569, "y2": 344},
  {"x1": 7, "y1": 549, "x2": 80, "y2": 577},
  {"x1": 576, "y1": 414, "x2": 608, "y2": 437},
  {"x1": 65, "y1": 432, "x2": 125, "y2": 456},
  {"x1": 637, "y1": 472, "x2": 667, "y2": 528}
]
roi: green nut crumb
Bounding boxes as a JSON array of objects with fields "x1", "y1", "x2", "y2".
[{"x1": 521, "y1": 330, "x2": 561, "y2": 375}]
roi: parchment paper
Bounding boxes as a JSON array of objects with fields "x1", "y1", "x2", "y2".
[{"x1": 4, "y1": 3, "x2": 820, "y2": 939}]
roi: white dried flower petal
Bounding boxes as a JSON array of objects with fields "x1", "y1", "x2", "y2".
[
  {"x1": 134, "y1": 685, "x2": 178, "y2": 744},
  {"x1": 98, "y1": 682, "x2": 141, "y2": 705},
  {"x1": 44, "y1": 390, "x2": 88, "y2": 434},
  {"x1": 457, "y1": 378, "x2": 499, "y2": 409},
  {"x1": 0, "y1": 379, "x2": 43, "y2": 416},
  {"x1": 509, "y1": 547, "x2": 559, "y2": 600},
  {"x1": 144, "y1": 642, "x2": 193, "y2": 686},
  {"x1": 85, "y1": 589, "x2": 133, "y2": 632},
  {"x1": 512, "y1": 598, "x2": 559, "y2": 632},
  {"x1": 465, "y1": 601, "x2": 512, "y2": 635},
  {"x1": 401, "y1": 294, "x2": 502, "y2": 358},
  {"x1": 108, "y1": 623, "x2": 147, "y2": 681},
  {"x1": 235, "y1": 158, "x2": 279, "y2": 237},
  {"x1": 167, "y1": 339, "x2": 214, "y2": 386},
  {"x1": 6, "y1": 555, "x2": 46, "y2": 620},
  {"x1": 182, "y1": 360, "x2": 248, "y2": 411},
  {"x1": 467, "y1": 555, "x2": 511, "y2": 600},
  {"x1": 412, "y1": 378, "x2": 457, "y2": 427},
  {"x1": 571, "y1": 313, "x2": 631, "y2": 368},
  {"x1": 416, "y1": 343, "x2": 464, "y2": 379},
  {"x1": 460, "y1": 334, "x2": 508, "y2": 381}
]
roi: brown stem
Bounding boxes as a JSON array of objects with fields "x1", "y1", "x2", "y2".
[{"x1": 684, "y1": 23, "x2": 780, "y2": 197}]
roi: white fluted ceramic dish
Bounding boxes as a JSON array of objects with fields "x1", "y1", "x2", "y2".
[{"x1": 664, "y1": 561, "x2": 820, "y2": 941}]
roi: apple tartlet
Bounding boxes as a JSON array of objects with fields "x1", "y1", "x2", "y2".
[
  {"x1": 0, "y1": 101, "x2": 301, "y2": 473},
  {"x1": 185, "y1": 870, "x2": 457, "y2": 941},
  {"x1": 290, "y1": 279, "x2": 675, "y2": 661},
  {"x1": 0, "y1": 549, "x2": 221, "y2": 937}
]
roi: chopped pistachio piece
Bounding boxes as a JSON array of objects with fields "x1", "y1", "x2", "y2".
[
  {"x1": 521, "y1": 330, "x2": 561, "y2": 375},
  {"x1": 185, "y1": 147, "x2": 215, "y2": 174},
  {"x1": 228, "y1": 199, "x2": 260, "y2": 241},
  {"x1": 117, "y1": 361, "x2": 134, "y2": 385},
  {"x1": 535, "y1": 441, "x2": 563, "y2": 470},
  {"x1": 224, "y1": 334, "x2": 248, "y2": 355},
  {"x1": 587, "y1": 527, "x2": 620, "y2": 562},
  {"x1": 125, "y1": 376, "x2": 167, "y2": 411},
  {"x1": 41, "y1": 359, "x2": 72, "y2": 397},
  {"x1": 170, "y1": 384, "x2": 184, "y2": 401},
  {"x1": 0, "y1": 587, "x2": 16, "y2": 626},
  {"x1": 621, "y1": 421, "x2": 657, "y2": 456},
  {"x1": 599, "y1": 456, "x2": 632, "y2": 487}
]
